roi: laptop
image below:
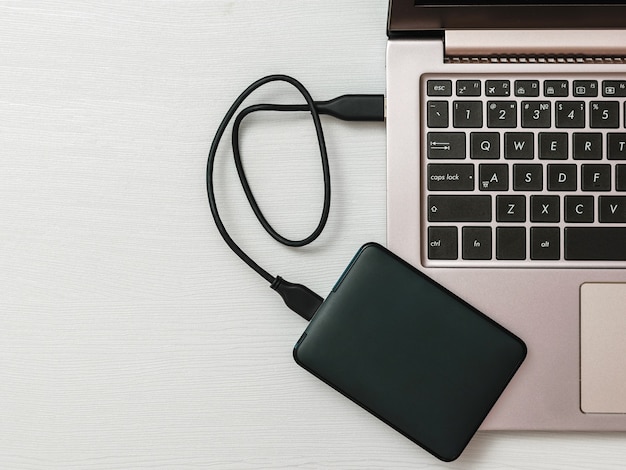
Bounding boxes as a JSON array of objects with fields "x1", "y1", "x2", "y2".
[{"x1": 386, "y1": 0, "x2": 626, "y2": 430}]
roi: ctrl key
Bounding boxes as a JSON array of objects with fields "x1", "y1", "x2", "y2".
[{"x1": 428, "y1": 226, "x2": 458, "y2": 260}]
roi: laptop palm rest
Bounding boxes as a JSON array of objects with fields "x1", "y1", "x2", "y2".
[{"x1": 581, "y1": 283, "x2": 626, "y2": 413}]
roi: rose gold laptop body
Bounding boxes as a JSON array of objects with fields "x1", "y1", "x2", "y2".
[{"x1": 386, "y1": 1, "x2": 626, "y2": 430}]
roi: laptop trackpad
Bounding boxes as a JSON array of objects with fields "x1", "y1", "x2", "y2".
[{"x1": 581, "y1": 283, "x2": 626, "y2": 413}]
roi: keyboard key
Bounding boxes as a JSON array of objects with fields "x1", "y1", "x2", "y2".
[
  {"x1": 599, "y1": 196, "x2": 626, "y2": 222},
  {"x1": 427, "y1": 80, "x2": 452, "y2": 96},
  {"x1": 547, "y1": 164, "x2": 577, "y2": 191},
  {"x1": 462, "y1": 227, "x2": 492, "y2": 260},
  {"x1": 531, "y1": 227, "x2": 560, "y2": 260},
  {"x1": 456, "y1": 80, "x2": 481, "y2": 96},
  {"x1": 479, "y1": 164, "x2": 508, "y2": 191},
  {"x1": 496, "y1": 227, "x2": 526, "y2": 260},
  {"x1": 522, "y1": 101, "x2": 551, "y2": 128},
  {"x1": 513, "y1": 164, "x2": 543, "y2": 191},
  {"x1": 427, "y1": 132, "x2": 466, "y2": 159},
  {"x1": 573, "y1": 133, "x2": 602, "y2": 160},
  {"x1": 565, "y1": 227, "x2": 626, "y2": 260},
  {"x1": 427, "y1": 101, "x2": 449, "y2": 128},
  {"x1": 607, "y1": 133, "x2": 626, "y2": 159},
  {"x1": 573, "y1": 80, "x2": 598, "y2": 97},
  {"x1": 602, "y1": 80, "x2": 626, "y2": 97},
  {"x1": 539, "y1": 133, "x2": 568, "y2": 160},
  {"x1": 514, "y1": 80, "x2": 539, "y2": 97},
  {"x1": 617, "y1": 165, "x2": 626, "y2": 191},
  {"x1": 486, "y1": 80, "x2": 510, "y2": 97},
  {"x1": 453, "y1": 101, "x2": 483, "y2": 128},
  {"x1": 590, "y1": 101, "x2": 619, "y2": 128},
  {"x1": 531, "y1": 195, "x2": 560, "y2": 223},
  {"x1": 505, "y1": 133, "x2": 534, "y2": 159},
  {"x1": 487, "y1": 101, "x2": 517, "y2": 128},
  {"x1": 496, "y1": 195, "x2": 526, "y2": 222},
  {"x1": 581, "y1": 164, "x2": 611, "y2": 191},
  {"x1": 556, "y1": 101, "x2": 585, "y2": 128},
  {"x1": 544, "y1": 80, "x2": 568, "y2": 97},
  {"x1": 565, "y1": 196, "x2": 594, "y2": 223},
  {"x1": 427, "y1": 164, "x2": 474, "y2": 191},
  {"x1": 470, "y1": 132, "x2": 500, "y2": 159},
  {"x1": 428, "y1": 226, "x2": 458, "y2": 259},
  {"x1": 428, "y1": 195, "x2": 492, "y2": 222}
]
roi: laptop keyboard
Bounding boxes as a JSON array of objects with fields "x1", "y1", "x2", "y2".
[{"x1": 422, "y1": 75, "x2": 626, "y2": 266}]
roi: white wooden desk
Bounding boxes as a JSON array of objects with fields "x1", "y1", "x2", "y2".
[{"x1": 1, "y1": 1, "x2": 625, "y2": 468}]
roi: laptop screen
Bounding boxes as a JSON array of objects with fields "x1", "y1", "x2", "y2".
[{"x1": 389, "y1": 0, "x2": 626, "y2": 36}]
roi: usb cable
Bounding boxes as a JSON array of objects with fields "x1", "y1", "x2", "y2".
[{"x1": 207, "y1": 74, "x2": 384, "y2": 321}]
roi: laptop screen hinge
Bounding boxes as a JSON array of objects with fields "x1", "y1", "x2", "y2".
[{"x1": 445, "y1": 30, "x2": 626, "y2": 61}]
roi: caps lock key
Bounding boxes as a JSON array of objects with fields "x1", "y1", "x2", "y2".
[{"x1": 427, "y1": 164, "x2": 474, "y2": 191}]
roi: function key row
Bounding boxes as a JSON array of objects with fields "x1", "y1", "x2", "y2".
[
  {"x1": 427, "y1": 100, "x2": 624, "y2": 129},
  {"x1": 427, "y1": 79, "x2": 626, "y2": 98}
]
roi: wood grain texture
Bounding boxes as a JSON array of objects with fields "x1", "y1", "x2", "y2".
[{"x1": 1, "y1": 1, "x2": 625, "y2": 468}]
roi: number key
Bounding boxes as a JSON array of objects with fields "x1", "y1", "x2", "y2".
[
  {"x1": 522, "y1": 101, "x2": 551, "y2": 128},
  {"x1": 488, "y1": 101, "x2": 517, "y2": 128},
  {"x1": 590, "y1": 101, "x2": 619, "y2": 128},
  {"x1": 556, "y1": 101, "x2": 585, "y2": 128},
  {"x1": 453, "y1": 101, "x2": 483, "y2": 128}
]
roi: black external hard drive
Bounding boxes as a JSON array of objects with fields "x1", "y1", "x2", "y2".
[{"x1": 293, "y1": 243, "x2": 526, "y2": 461}]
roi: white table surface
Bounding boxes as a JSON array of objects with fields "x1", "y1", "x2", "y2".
[{"x1": 2, "y1": 1, "x2": 626, "y2": 468}]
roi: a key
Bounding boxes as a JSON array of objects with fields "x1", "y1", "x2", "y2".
[
  {"x1": 556, "y1": 101, "x2": 585, "y2": 128},
  {"x1": 462, "y1": 227, "x2": 492, "y2": 260},
  {"x1": 427, "y1": 132, "x2": 466, "y2": 159},
  {"x1": 573, "y1": 133, "x2": 602, "y2": 160},
  {"x1": 427, "y1": 101, "x2": 449, "y2": 128},
  {"x1": 486, "y1": 80, "x2": 510, "y2": 97},
  {"x1": 514, "y1": 80, "x2": 539, "y2": 97},
  {"x1": 539, "y1": 133, "x2": 568, "y2": 160},
  {"x1": 531, "y1": 227, "x2": 560, "y2": 260},
  {"x1": 496, "y1": 195, "x2": 526, "y2": 222},
  {"x1": 513, "y1": 164, "x2": 543, "y2": 191},
  {"x1": 565, "y1": 196, "x2": 594, "y2": 223},
  {"x1": 581, "y1": 164, "x2": 611, "y2": 191},
  {"x1": 428, "y1": 226, "x2": 458, "y2": 259},
  {"x1": 456, "y1": 80, "x2": 481, "y2": 97},
  {"x1": 487, "y1": 101, "x2": 517, "y2": 128},
  {"x1": 617, "y1": 165, "x2": 626, "y2": 191},
  {"x1": 573, "y1": 80, "x2": 598, "y2": 97},
  {"x1": 504, "y1": 133, "x2": 534, "y2": 159},
  {"x1": 590, "y1": 102, "x2": 619, "y2": 128},
  {"x1": 599, "y1": 196, "x2": 626, "y2": 222},
  {"x1": 531, "y1": 195, "x2": 560, "y2": 223},
  {"x1": 602, "y1": 80, "x2": 626, "y2": 97},
  {"x1": 547, "y1": 164, "x2": 577, "y2": 191},
  {"x1": 479, "y1": 164, "x2": 508, "y2": 191},
  {"x1": 522, "y1": 101, "x2": 551, "y2": 128},
  {"x1": 427, "y1": 80, "x2": 452, "y2": 96},
  {"x1": 496, "y1": 227, "x2": 526, "y2": 260},
  {"x1": 453, "y1": 101, "x2": 483, "y2": 128},
  {"x1": 470, "y1": 132, "x2": 500, "y2": 159},
  {"x1": 427, "y1": 195, "x2": 492, "y2": 222},
  {"x1": 565, "y1": 227, "x2": 626, "y2": 260},
  {"x1": 544, "y1": 80, "x2": 568, "y2": 97},
  {"x1": 427, "y1": 164, "x2": 474, "y2": 191},
  {"x1": 607, "y1": 133, "x2": 626, "y2": 160}
]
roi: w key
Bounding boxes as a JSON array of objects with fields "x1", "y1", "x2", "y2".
[{"x1": 599, "y1": 196, "x2": 626, "y2": 222}]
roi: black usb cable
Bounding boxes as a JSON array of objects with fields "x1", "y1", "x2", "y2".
[{"x1": 207, "y1": 74, "x2": 384, "y2": 321}]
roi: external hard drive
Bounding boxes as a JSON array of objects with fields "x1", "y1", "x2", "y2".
[{"x1": 293, "y1": 243, "x2": 526, "y2": 461}]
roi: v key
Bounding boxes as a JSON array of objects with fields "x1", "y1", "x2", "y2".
[{"x1": 600, "y1": 196, "x2": 626, "y2": 222}]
